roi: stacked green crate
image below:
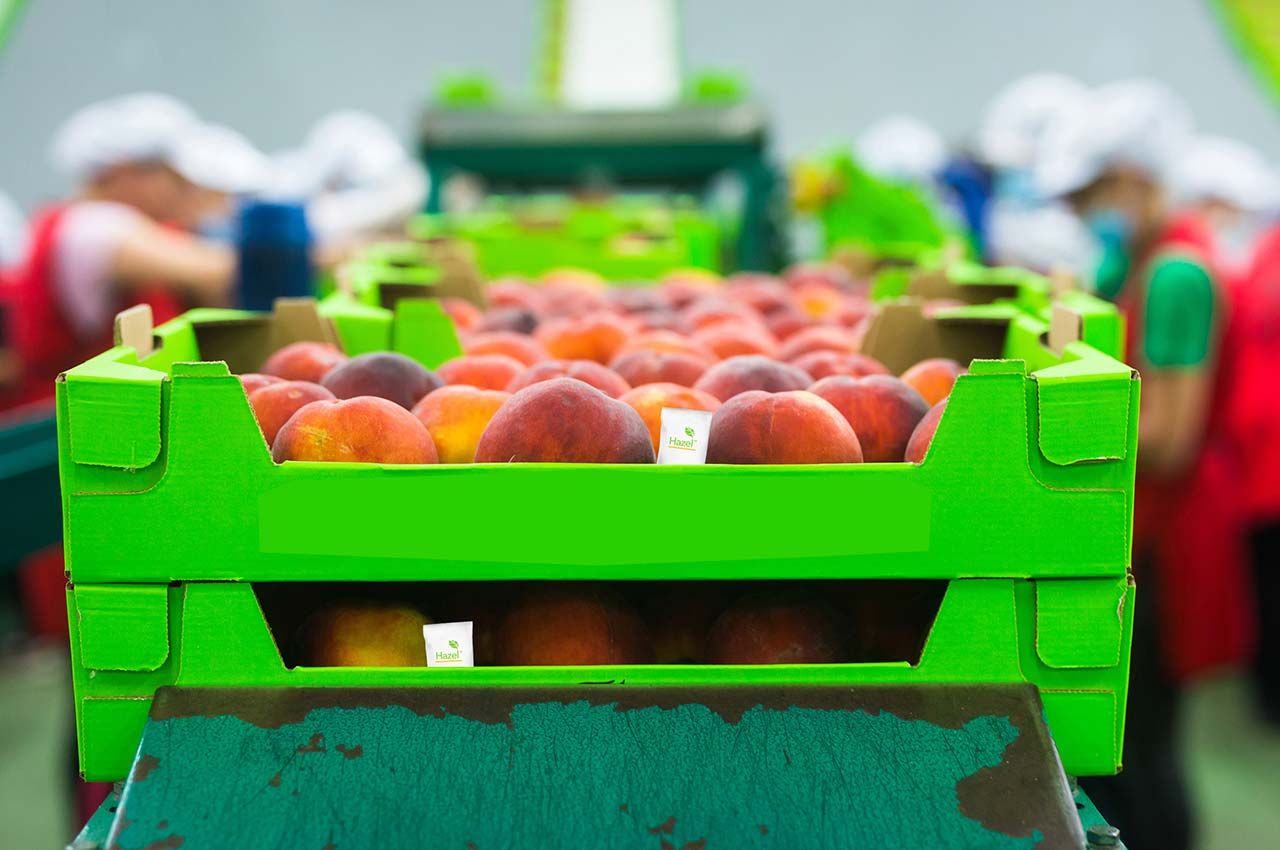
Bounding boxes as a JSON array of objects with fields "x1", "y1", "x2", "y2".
[{"x1": 61, "y1": 290, "x2": 1136, "y2": 783}]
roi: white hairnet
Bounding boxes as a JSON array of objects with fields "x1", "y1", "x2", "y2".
[
  {"x1": 305, "y1": 110, "x2": 409, "y2": 191},
  {"x1": 855, "y1": 115, "x2": 947, "y2": 184},
  {"x1": 988, "y1": 201, "x2": 1097, "y2": 275},
  {"x1": 978, "y1": 73, "x2": 1089, "y2": 170},
  {"x1": 1170, "y1": 134, "x2": 1280, "y2": 213},
  {"x1": 1034, "y1": 78, "x2": 1194, "y2": 199},
  {"x1": 51, "y1": 92, "x2": 200, "y2": 181},
  {"x1": 0, "y1": 191, "x2": 26, "y2": 268},
  {"x1": 170, "y1": 124, "x2": 270, "y2": 195}
]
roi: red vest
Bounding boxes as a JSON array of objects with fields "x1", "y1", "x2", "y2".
[
  {"x1": 1119, "y1": 213, "x2": 1254, "y2": 682},
  {"x1": 0, "y1": 204, "x2": 182, "y2": 410}
]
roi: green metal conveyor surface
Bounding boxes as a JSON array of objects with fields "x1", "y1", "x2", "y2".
[{"x1": 70, "y1": 683, "x2": 1124, "y2": 849}]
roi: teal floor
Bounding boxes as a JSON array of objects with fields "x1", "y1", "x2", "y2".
[{"x1": 2, "y1": 644, "x2": 1278, "y2": 850}]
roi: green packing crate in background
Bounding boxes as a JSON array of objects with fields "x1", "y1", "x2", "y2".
[
  {"x1": 59, "y1": 291, "x2": 1136, "y2": 782},
  {"x1": 408, "y1": 195, "x2": 722, "y2": 280}
]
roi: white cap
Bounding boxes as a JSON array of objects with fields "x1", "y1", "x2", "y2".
[
  {"x1": 1170, "y1": 134, "x2": 1280, "y2": 213},
  {"x1": 51, "y1": 92, "x2": 200, "y2": 181},
  {"x1": 0, "y1": 191, "x2": 26, "y2": 268},
  {"x1": 305, "y1": 110, "x2": 409, "y2": 191},
  {"x1": 1034, "y1": 78, "x2": 1194, "y2": 198},
  {"x1": 169, "y1": 124, "x2": 270, "y2": 195},
  {"x1": 855, "y1": 115, "x2": 947, "y2": 184},
  {"x1": 978, "y1": 73, "x2": 1089, "y2": 170}
]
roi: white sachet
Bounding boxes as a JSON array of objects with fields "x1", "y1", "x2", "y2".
[
  {"x1": 657, "y1": 407, "x2": 713, "y2": 465},
  {"x1": 423, "y1": 621, "x2": 474, "y2": 667}
]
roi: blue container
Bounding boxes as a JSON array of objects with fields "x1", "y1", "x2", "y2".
[{"x1": 236, "y1": 201, "x2": 314, "y2": 310}]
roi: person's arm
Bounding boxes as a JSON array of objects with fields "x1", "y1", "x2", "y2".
[
  {"x1": 1136, "y1": 256, "x2": 1218, "y2": 477},
  {"x1": 110, "y1": 219, "x2": 235, "y2": 305}
]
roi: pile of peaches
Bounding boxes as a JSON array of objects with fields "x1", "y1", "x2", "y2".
[{"x1": 239, "y1": 264, "x2": 963, "y2": 465}]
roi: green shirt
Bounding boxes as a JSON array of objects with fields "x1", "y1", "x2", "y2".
[{"x1": 1141, "y1": 255, "x2": 1216, "y2": 368}]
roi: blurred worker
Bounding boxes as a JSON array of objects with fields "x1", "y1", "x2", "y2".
[
  {"x1": 0, "y1": 93, "x2": 236, "y2": 409},
  {"x1": 1170, "y1": 135, "x2": 1280, "y2": 281},
  {"x1": 978, "y1": 72, "x2": 1093, "y2": 273},
  {"x1": 169, "y1": 123, "x2": 271, "y2": 239},
  {"x1": 1037, "y1": 79, "x2": 1253, "y2": 850},
  {"x1": 1228, "y1": 215, "x2": 1280, "y2": 727},
  {"x1": 267, "y1": 110, "x2": 428, "y2": 253},
  {"x1": 855, "y1": 115, "x2": 947, "y2": 188}
]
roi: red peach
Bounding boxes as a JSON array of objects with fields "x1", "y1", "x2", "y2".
[
  {"x1": 783, "y1": 261, "x2": 859, "y2": 293},
  {"x1": 616, "y1": 331, "x2": 717, "y2": 361},
  {"x1": 901, "y1": 358, "x2": 966, "y2": 406},
  {"x1": 473, "y1": 307, "x2": 539, "y2": 335},
  {"x1": 809, "y1": 375, "x2": 929, "y2": 462},
  {"x1": 411, "y1": 386, "x2": 511, "y2": 464},
  {"x1": 505, "y1": 359, "x2": 631, "y2": 398},
  {"x1": 475, "y1": 378, "x2": 655, "y2": 463},
  {"x1": 608, "y1": 350, "x2": 712, "y2": 389},
  {"x1": 320, "y1": 351, "x2": 443, "y2": 409},
  {"x1": 706, "y1": 390, "x2": 863, "y2": 464},
  {"x1": 248, "y1": 380, "x2": 336, "y2": 446},
  {"x1": 706, "y1": 591, "x2": 845, "y2": 663},
  {"x1": 792, "y1": 283, "x2": 846, "y2": 321},
  {"x1": 790, "y1": 350, "x2": 890, "y2": 381},
  {"x1": 681, "y1": 298, "x2": 765, "y2": 331},
  {"x1": 659, "y1": 270, "x2": 722, "y2": 308},
  {"x1": 619, "y1": 382, "x2": 722, "y2": 452},
  {"x1": 693, "y1": 323, "x2": 780, "y2": 360},
  {"x1": 239, "y1": 372, "x2": 284, "y2": 395},
  {"x1": 693, "y1": 355, "x2": 812, "y2": 401},
  {"x1": 765, "y1": 307, "x2": 819, "y2": 341},
  {"x1": 725, "y1": 273, "x2": 793, "y2": 315},
  {"x1": 778, "y1": 325, "x2": 861, "y2": 361},
  {"x1": 260, "y1": 341, "x2": 348, "y2": 383},
  {"x1": 534, "y1": 312, "x2": 633, "y2": 364},
  {"x1": 272, "y1": 396, "x2": 438, "y2": 464},
  {"x1": 440, "y1": 297, "x2": 482, "y2": 332},
  {"x1": 308, "y1": 603, "x2": 430, "y2": 667},
  {"x1": 497, "y1": 585, "x2": 653, "y2": 665},
  {"x1": 464, "y1": 331, "x2": 551, "y2": 366},
  {"x1": 486, "y1": 279, "x2": 545, "y2": 313},
  {"x1": 905, "y1": 399, "x2": 948, "y2": 463},
  {"x1": 437, "y1": 354, "x2": 526, "y2": 391}
]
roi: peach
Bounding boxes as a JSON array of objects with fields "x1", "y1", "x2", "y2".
[
  {"x1": 778, "y1": 324, "x2": 861, "y2": 361},
  {"x1": 464, "y1": 331, "x2": 551, "y2": 366},
  {"x1": 630, "y1": 309, "x2": 691, "y2": 334},
  {"x1": 486, "y1": 279, "x2": 545, "y2": 313},
  {"x1": 505, "y1": 359, "x2": 631, "y2": 398},
  {"x1": 608, "y1": 350, "x2": 712, "y2": 388},
  {"x1": 681, "y1": 298, "x2": 764, "y2": 331},
  {"x1": 900, "y1": 357, "x2": 966, "y2": 406},
  {"x1": 705, "y1": 591, "x2": 845, "y2": 664},
  {"x1": 272, "y1": 396, "x2": 438, "y2": 464},
  {"x1": 607, "y1": 286, "x2": 669, "y2": 315},
  {"x1": 474, "y1": 307, "x2": 539, "y2": 335},
  {"x1": 765, "y1": 307, "x2": 818, "y2": 341},
  {"x1": 693, "y1": 323, "x2": 780, "y2": 359},
  {"x1": 616, "y1": 330, "x2": 716, "y2": 361},
  {"x1": 308, "y1": 603, "x2": 429, "y2": 667},
  {"x1": 248, "y1": 380, "x2": 336, "y2": 446},
  {"x1": 321, "y1": 351, "x2": 443, "y2": 410},
  {"x1": 440, "y1": 297, "x2": 482, "y2": 332},
  {"x1": 437, "y1": 353, "x2": 526, "y2": 391},
  {"x1": 540, "y1": 269, "x2": 609, "y2": 315},
  {"x1": 792, "y1": 282, "x2": 845, "y2": 321},
  {"x1": 659, "y1": 270, "x2": 722, "y2": 308},
  {"x1": 790, "y1": 350, "x2": 890, "y2": 381},
  {"x1": 238, "y1": 372, "x2": 283, "y2": 395},
  {"x1": 411, "y1": 386, "x2": 511, "y2": 464},
  {"x1": 496, "y1": 585, "x2": 653, "y2": 665},
  {"x1": 619, "y1": 383, "x2": 722, "y2": 452},
  {"x1": 706, "y1": 390, "x2": 863, "y2": 464},
  {"x1": 835, "y1": 297, "x2": 872, "y2": 329},
  {"x1": 725, "y1": 273, "x2": 792, "y2": 315},
  {"x1": 809, "y1": 375, "x2": 929, "y2": 462},
  {"x1": 693, "y1": 355, "x2": 812, "y2": 401},
  {"x1": 783, "y1": 261, "x2": 858, "y2": 293},
  {"x1": 534, "y1": 312, "x2": 633, "y2": 364},
  {"x1": 905, "y1": 399, "x2": 948, "y2": 464},
  {"x1": 260, "y1": 341, "x2": 347, "y2": 383},
  {"x1": 639, "y1": 584, "x2": 724, "y2": 663},
  {"x1": 475, "y1": 378, "x2": 654, "y2": 463}
]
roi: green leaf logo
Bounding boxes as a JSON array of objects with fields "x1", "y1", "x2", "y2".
[
  {"x1": 684, "y1": 426, "x2": 695, "y2": 437},
  {"x1": 448, "y1": 640, "x2": 459, "y2": 649}
]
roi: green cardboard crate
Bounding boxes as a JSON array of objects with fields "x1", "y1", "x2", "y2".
[{"x1": 60, "y1": 295, "x2": 1136, "y2": 781}]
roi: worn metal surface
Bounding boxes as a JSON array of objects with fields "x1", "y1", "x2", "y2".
[{"x1": 104, "y1": 684, "x2": 1083, "y2": 849}]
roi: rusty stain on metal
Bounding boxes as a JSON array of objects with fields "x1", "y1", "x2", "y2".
[
  {"x1": 334, "y1": 743, "x2": 363, "y2": 760},
  {"x1": 139, "y1": 836, "x2": 184, "y2": 849},
  {"x1": 132, "y1": 754, "x2": 161, "y2": 782},
  {"x1": 648, "y1": 816, "x2": 676, "y2": 834},
  {"x1": 267, "y1": 772, "x2": 282, "y2": 787},
  {"x1": 759, "y1": 824, "x2": 769, "y2": 835},
  {"x1": 296, "y1": 732, "x2": 325, "y2": 753}
]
